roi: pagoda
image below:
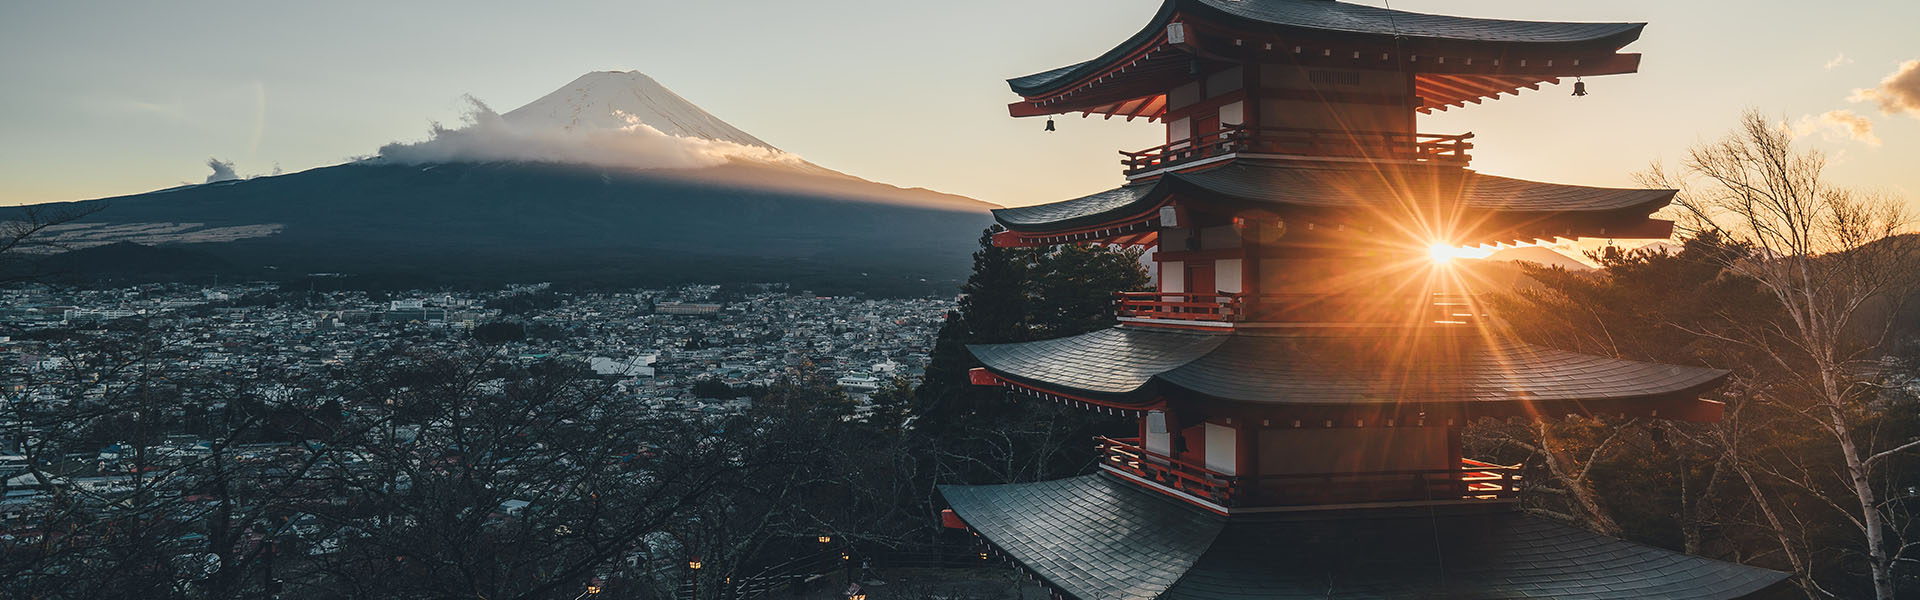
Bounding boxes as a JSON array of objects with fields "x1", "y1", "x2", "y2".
[{"x1": 938, "y1": 1, "x2": 1792, "y2": 598}]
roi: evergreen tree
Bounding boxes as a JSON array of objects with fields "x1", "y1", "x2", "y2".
[
  {"x1": 955, "y1": 225, "x2": 1031, "y2": 345},
  {"x1": 912, "y1": 226, "x2": 1150, "y2": 485},
  {"x1": 1030, "y1": 243, "x2": 1151, "y2": 338}
]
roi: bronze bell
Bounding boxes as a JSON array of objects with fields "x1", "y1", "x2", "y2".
[
  {"x1": 1045, "y1": 118, "x2": 1056, "y2": 132},
  {"x1": 1572, "y1": 78, "x2": 1589, "y2": 97}
]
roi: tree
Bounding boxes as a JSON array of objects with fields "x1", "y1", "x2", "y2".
[
  {"x1": 471, "y1": 321, "x2": 526, "y2": 344},
  {"x1": 1479, "y1": 234, "x2": 1772, "y2": 540},
  {"x1": 0, "y1": 204, "x2": 105, "y2": 283},
  {"x1": 1028, "y1": 243, "x2": 1151, "y2": 339},
  {"x1": 1648, "y1": 110, "x2": 1919, "y2": 600},
  {"x1": 913, "y1": 227, "x2": 1150, "y2": 487}
]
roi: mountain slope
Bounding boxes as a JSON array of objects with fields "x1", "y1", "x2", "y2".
[
  {"x1": 19, "y1": 161, "x2": 993, "y2": 290},
  {"x1": 502, "y1": 71, "x2": 776, "y2": 149},
  {"x1": 1485, "y1": 246, "x2": 1595, "y2": 271},
  {"x1": 10, "y1": 71, "x2": 998, "y2": 292}
]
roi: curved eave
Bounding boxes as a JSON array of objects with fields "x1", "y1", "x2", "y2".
[
  {"x1": 1010, "y1": 0, "x2": 1647, "y2": 103},
  {"x1": 967, "y1": 326, "x2": 1230, "y2": 402},
  {"x1": 942, "y1": 475, "x2": 1792, "y2": 600},
  {"x1": 1185, "y1": 0, "x2": 1644, "y2": 50},
  {"x1": 966, "y1": 326, "x2": 1731, "y2": 422},
  {"x1": 990, "y1": 182, "x2": 1170, "y2": 242},
  {"x1": 990, "y1": 162, "x2": 1680, "y2": 245},
  {"x1": 1007, "y1": 2, "x2": 1181, "y2": 98}
]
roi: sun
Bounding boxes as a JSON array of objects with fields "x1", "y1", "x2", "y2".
[{"x1": 1428, "y1": 242, "x2": 1494, "y2": 264}]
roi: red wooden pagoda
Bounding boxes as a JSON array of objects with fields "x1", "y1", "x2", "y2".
[{"x1": 939, "y1": 1, "x2": 1791, "y2": 598}]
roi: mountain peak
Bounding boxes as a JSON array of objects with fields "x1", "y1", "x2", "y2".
[{"x1": 501, "y1": 71, "x2": 777, "y2": 150}]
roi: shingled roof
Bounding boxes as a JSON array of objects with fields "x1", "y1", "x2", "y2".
[
  {"x1": 942, "y1": 474, "x2": 1790, "y2": 600},
  {"x1": 968, "y1": 326, "x2": 1728, "y2": 415},
  {"x1": 990, "y1": 162, "x2": 1676, "y2": 234},
  {"x1": 1010, "y1": 0, "x2": 1645, "y2": 97}
]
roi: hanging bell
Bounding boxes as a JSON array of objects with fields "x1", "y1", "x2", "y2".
[
  {"x1": 1044, "y1": 118, "x2": 1056, "y2": 132},
  {"x1": 1572, "y1": 78, "x2": 1589, "y2": 97}
]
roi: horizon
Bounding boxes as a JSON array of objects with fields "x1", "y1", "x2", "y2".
[
  {"x1": 7, "y1": 4, "x2": 1920, "y2": 599},
  {"x1": 2, "y1": 0, "x2": 1916, "y2": 211}
]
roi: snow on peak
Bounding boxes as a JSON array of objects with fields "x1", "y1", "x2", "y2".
[
  {"x1": 376, "y1": 71, "x2": 808, "y2": 171},
  {"x1": 502, "y1": 71, "x2": 778, "y2": 151}
]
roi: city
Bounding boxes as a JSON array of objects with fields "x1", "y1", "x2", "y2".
[
  {"x1": 1, "y1": 281, "x2": 952, "y2": 594},
  {"x1": 5, "y1": 0, "x2": 1920, "y2": 598}
]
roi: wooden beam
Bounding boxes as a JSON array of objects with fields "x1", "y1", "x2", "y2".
[
  {"x1": 1113, "y1": 96, "x2": 1156, "y2": 120},
  {"x1": 1416, "y1": 77, "x2": 1490, "y2": 106}
]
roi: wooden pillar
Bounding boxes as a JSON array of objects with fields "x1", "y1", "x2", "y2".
[
  {"x1": 1404, "y1": 70, "x2": 1419, "y2": 134},
  {"x1": 1446, "y1": 425, "x2": 1464, "y2": 468},
  {"x1": 1236, "y1": 422, "x2": 1260, "y2": 477},
  {"x1": 1242, "y1": 222, "x2": 1262, "y2": 299},
  {"x1": 1242, "y1": 60, "x2": 1262, "y2": 131}
]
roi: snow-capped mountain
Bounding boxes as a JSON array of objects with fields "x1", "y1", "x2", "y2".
[
  {"x1": 501, "y1": 70, "x2": 777, "y2": 150},
  {"x1": 13, "y1": 71, "x2": 996, "y2": 291}
]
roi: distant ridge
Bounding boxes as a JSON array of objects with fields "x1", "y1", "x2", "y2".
[
  {"x1": 11, "y1": 71, "x2": 997, "y2": 294},
  {"x1": 1485, "y1": 246, "x2": 1595, "y2": 271}
]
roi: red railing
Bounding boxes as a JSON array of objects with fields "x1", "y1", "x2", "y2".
[
  {"x1": 1114, "y1": 292, "x2": 1242, "y2": 322},
  {"x1": 1121, "y1": 125, "x2": 1473, "y2": 176},
  {"x1": 1095, "y1": 436, "x2": 1520, "y2": 508},
  {"x1": 1095, "y1": 436, "x2": 1236, "y2": 501},
  {"x1": 1115, "y1": 292, "x2": 1481, "y2": 326}
]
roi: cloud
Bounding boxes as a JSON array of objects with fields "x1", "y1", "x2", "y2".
[
  {"x1": 204, "y1": 158, "x2": 241, "y2": 183},
  {"x1": 1796, "y1": 110, "x2": 1881, "y2": 146},
  {"x1": 1825, "y1": 52, "x2": 1853, "y2": 70},
  {"x1": 1850, "y1": 59, "x2": 1920, "y2": 117},
  {"x1": 374, "y1": 96, "x2": 802, "y2": 171}
]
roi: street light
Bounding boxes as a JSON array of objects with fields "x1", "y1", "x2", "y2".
[{"x1": 571, "y1": 577, "x2": 605, "y2": 600}]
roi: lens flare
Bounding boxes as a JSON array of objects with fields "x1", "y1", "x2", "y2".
[{"x1": 1428, "y1": 243, "x2": 1494, "y2": 264}]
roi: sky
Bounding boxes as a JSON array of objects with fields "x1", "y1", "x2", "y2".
[{"x1": 1, "y1": 0, "x2": 1916, "y2": 210}]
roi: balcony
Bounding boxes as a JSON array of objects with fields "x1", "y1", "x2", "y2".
[
  {"x1": 1095, "y1": 436, "x2": 1520, "y2": 509},
  {"x1": 1114, "y1": 292, "x2": 1244, "y2": 322},
  {"x1": 1113, "y1": 292, "x2": 1481, "y2": 327},
  {"x1": 1121, "y1": 126, "x2": 1473, "y2": 177}
]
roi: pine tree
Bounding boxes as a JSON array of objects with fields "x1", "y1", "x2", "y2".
[
  {"x1": 1029, "y1": 243, "x2": 1151, "y2": 338},
  {"x1": 912, "y1": 226, "x2": 1151, "y2": 484},
  {"x1": 955, "y1": 226, "x2": 1031, "y2": 344}
]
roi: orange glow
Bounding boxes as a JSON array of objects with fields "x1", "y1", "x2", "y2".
[{"x1": 1428, "y1": 242, "x2": 1495, "y2": 264}]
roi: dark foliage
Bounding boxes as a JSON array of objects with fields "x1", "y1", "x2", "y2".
[
  {"x1": 913, "y1": 227, "x2": 1149, "y2": 486},
  {"x1": 1479, "y1": 233, "x2": 1920, "y2": 599},
  {"x1": 471, "y1": 321, "x2": 527, "y2": 344}
]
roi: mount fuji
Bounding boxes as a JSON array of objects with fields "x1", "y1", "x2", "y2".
[
  {"x1": 503, "y1": 71, "x2": 776, "y2": 148},
  {"x1": 12, "y1": 71, "x2": 997, "y2": 293}
]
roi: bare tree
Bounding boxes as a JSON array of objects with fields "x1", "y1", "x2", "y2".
[
  {"x1": 1650, "y1": 109, "x2": 1920, "y2": 600},
  {"x1": 0, "y1": 204, "x2": 103, "y2": 283}
]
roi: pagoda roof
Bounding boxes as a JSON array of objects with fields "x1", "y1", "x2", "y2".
[
  {"x1": 991, "y1": 162, "x2": 1676, "y2": 245},
  {"x1": 1011, "y1": 0, "x2": 1644, "y2": 98},
  {"x1": 1005, "y1": 0, "x2": 1652, "y2": 117},
  {"x1": 941, "y1": 474, "x2": 1789, "y2": 600},
  {"x1": 967, "y1": 326, "x2": 1728, "y2": 419}
]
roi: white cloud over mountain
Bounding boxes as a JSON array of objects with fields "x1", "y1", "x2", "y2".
[{"x1": 375, "y1": 72, "x2": 805, "y2": 171}]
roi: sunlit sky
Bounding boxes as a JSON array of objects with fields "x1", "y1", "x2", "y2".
[{"x1": 1, "y1": 0, "x2": 1915, "y2": 209}]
